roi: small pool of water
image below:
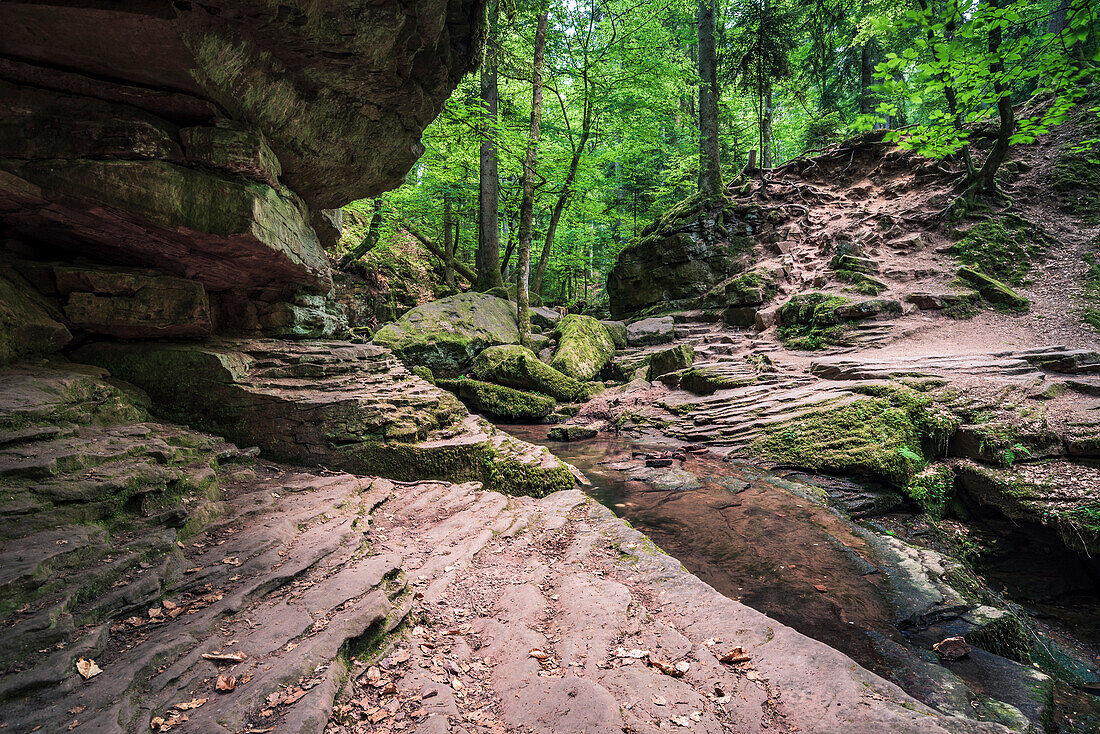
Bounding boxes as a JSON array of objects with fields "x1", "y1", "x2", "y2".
[{"x1": 501, "y1": 423, "x2": 907, "y2": 678}]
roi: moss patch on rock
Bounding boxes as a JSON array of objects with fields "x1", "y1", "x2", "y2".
[
  {"x1": 905, "y1": 464, "x2": 956, "y2": 517},
  {"x1": 453, "y1": 378, "x2": 555, "y2": 421},
  {"x1": 1083, "y1": 240, "x2": 1100, "y2": 331},
  {"x1": 956, "y1": 267, "x2": 1029, "y2": 312},
  {"x1": 549, "y1": 315, "x2": 617, "y2": 381},
  {"x1": 646, "y1": 344, "x2": 694, "y2": 380},
  {"x1": 1051, "y1": 134, "x2": 1100, "y2": 224},
  {"x1": 756, "y1": 383, "x2": 959, "y2": 486},
  {"x1": 952, "y1": 215, "x2": 1042, "y2": 287},
  {"x1": 472, "y1": 344, "x2": 583, "y2": 402}
]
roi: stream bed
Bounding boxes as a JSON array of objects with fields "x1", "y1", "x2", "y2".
[{"x1": 499, "y1": 423, "x2": 1100, "y2": 732}]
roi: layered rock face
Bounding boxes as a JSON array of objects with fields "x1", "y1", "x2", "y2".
[{"x1": 0, "y1": 0, "x2": 481, "y2": 344}]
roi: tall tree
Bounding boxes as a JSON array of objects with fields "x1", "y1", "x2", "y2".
[
  {"x1": 477, "y1": 0, "x2": 505, "y2": 291},
  {"x1": 697, "y1": 0, "x2": 722, "y2": 196},
  {"x1": 517, "y1": 4, "x2": 550, "y2": 344}
]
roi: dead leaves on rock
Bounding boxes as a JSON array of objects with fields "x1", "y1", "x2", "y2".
[
  {"x1": 611, "y1": 647, "x2": 689, "y2": 677},
  {"x1": 215, "y1": 674, "x2": 237, "y2": 692},
  {"x1": 150, "y1": 698, "x2": 207, "y2": 732},
  {"x1": 75, "y1": 657, "x2": 101, "y2": 680},
  {"x1": 716, "y1": 646, "x2": 751, "y2": 664}
]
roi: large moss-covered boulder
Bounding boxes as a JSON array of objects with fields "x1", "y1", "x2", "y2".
[
  {"x1": 452, "y1": 378, "x2": 555, "y2": 421},
  {"x1": 0, "y1": 270, "x2": 71, "y2": 365},
  {"x1": 472, "y1": 344, "x2": 583, "y2": 402},
  {"x1": 373, "y1": 292, "x2": 520, "y2": 377},
  {"x1": 601, "y1": 320, "x2": 628, "y2": 349},
  {"x1": 607, "y1": 194, "x2": 757, "y2": 318},
  {"x1": 549, "y1": 315, "x2": 617, "y2": 381}
]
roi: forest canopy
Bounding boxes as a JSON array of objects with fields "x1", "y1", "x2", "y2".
[{"x1": 338, "y1": 0, "x2": 1098, "y2": 313}]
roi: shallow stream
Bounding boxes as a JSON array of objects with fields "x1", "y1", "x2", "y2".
[{"x1": 499, "y1": 423, "x2": 1100, "y2": 732}]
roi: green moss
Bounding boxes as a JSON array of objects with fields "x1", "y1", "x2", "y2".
[
  {"x1": 1051, "y1": 135, "x2": 1100, "y2": 223},
  {"x1": 905, "y1": 464, "x2": 955, "y2": 517},
  {"x1": 455, "y1": 378, "x2": 556, "y2": 421},
  {"x1": 837, "y1": 269, "x2": 888, "y2": 295},
  {"x1": 1083, "y1": 242, "x2": 1100, "y2": 332},
  {"x1": 411, "y1": 365, "x2": 435, "y2": 384},
  {"x1": 678, "y1": 367, "x2": 758, "y2": 395},
  {"x1": 775, "y1": 292, "x2": 857, "y2": 350},
  {"x1": 549, "y1": 315, "x2": 617, "y2": 381},
  {"x1": 756, "y1": 383, "x2": 960, "y2": 486},
  {"x1": 956, "y1": 267, "x2": 1029, "y2": 312},
  {"x1": 472, "y1": 344, "x2": 583, "y2": 402},
  {"x1": 952, "y1": 215, "x2": 1042, "y2": 286}
]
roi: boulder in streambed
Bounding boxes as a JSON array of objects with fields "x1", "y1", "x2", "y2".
[
  {"x1": 472, "y1": 344, "x2": 584, "y2": 402},
  {"x1": 548, "y1": 424, "x2": 599, "y2": 441},
  {"x1": 549, "y1": 315, "x2": 617, "y2": 381},
  {"x1": 372, "y1": 292, "x2": 519, "y2": 376}
]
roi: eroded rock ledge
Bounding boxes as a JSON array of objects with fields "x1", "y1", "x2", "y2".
[{"x1": 0, "y1": 363, "x2": 1008, "y2": 733}]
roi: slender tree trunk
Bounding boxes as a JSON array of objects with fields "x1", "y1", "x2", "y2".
[
  {"x1": 760, "y1": 86, "x2": 774, "y2": 169},
  {"x1": 531, "y1": 121, "x2": 591, "y2": 299},
  {"x1": 517, "y1": 6, "x2": 548, "y2": 346},
  {"x1": 442, "y1": 194, "x2": 454, "y2": 287},
  {"x1": 969, "y1": 0, "x2": 1013, "y2": 195},
  {"x1": 476, "y1": 0, "x2": 504, "y2": 291},
  {"x1": 338, "y1": 199, "x2": 383, "y2": 268},
  {"x1": 697, "y1": 0, "x2": 722, "y2": 197},
  {"x1": 917, "y1": 0, "x2": 975, "y2": 177},
  {"x1": 859, "y1": 43, "x2": 874, "y2": 115},
  {"x1": 403, "y1": 221, "x2": 477, "y2": 283}
]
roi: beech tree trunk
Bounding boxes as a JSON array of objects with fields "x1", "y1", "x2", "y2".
[
  {"x1": 859, "y1": 43, "x2": 874, "y2": 115},
  {"x1": 517, "y1": 6, "x2": 548, "y2": 345},
  {"x1": 969, "y1": 0, "x2": 1013, "y2": 195},
  {"x1": 697, "y1": 0, "x2": 722, "y2": 197},
  {"x1": 442, "y1": 194, "x2": 454, "y2": 287},
  {"x1": 760, "y1": 86, "x2": 774, "y2": 169},
  {"x1": 476, "y1": 0, "x2": 504, "y2": 291}
]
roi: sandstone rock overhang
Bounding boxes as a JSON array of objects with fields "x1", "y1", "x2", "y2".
[{"x1": 0, "y1": 0, "x2": 483, "y2": 296}]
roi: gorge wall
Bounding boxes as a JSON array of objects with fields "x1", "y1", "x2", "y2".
[{"x1": 0, "y1": 0, "x2": 482, "y2": 351}]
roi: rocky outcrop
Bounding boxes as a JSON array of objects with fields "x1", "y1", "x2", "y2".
[
  {"x1": 607, "y1": 195, "x2": 758, "y2": 318},
  {"x1": 72, "y1": 338, "x2": 575, "y2": 497},
  {"x1": 0, "y1": 0, "x2": 482, "y2": 337},
  {"x1": 0, "y1": 269, "x2": 70, "y2": 365},
  {"x1": 373, "y1": 292, "x2": 521, "y2": 377},
  {"x1": 0, "y1": 365, "x2": 1011, "y2": 732}
]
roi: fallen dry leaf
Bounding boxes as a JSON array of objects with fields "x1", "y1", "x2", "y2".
[
  {"x1": 173, "y1": 698, "x2": 206, "y2": 711},
  {"x1": 75, "y1": 657, "x2": 101, "y2": 680},
  {"x1": 813, "y1": 584, "x2": 828, "y2": 593},
  {"x1": 528, "y1": 649, "x2": 551, "y2": 661},
  {"x1": 717, "y1": 646, "x2": 751, "y2": 664},
  {"x1": 646, "y1": 656, "x2": 685, "y2": 678},
  {"x1": 215, "y1": 674, "x2": 237, "y2": 692},
  {"x1": 201, "y1": 651, "x2": 247, "y2": 663},
  {"x1": 222, "y1": 557, "x2": 241, "y2": 566}
]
